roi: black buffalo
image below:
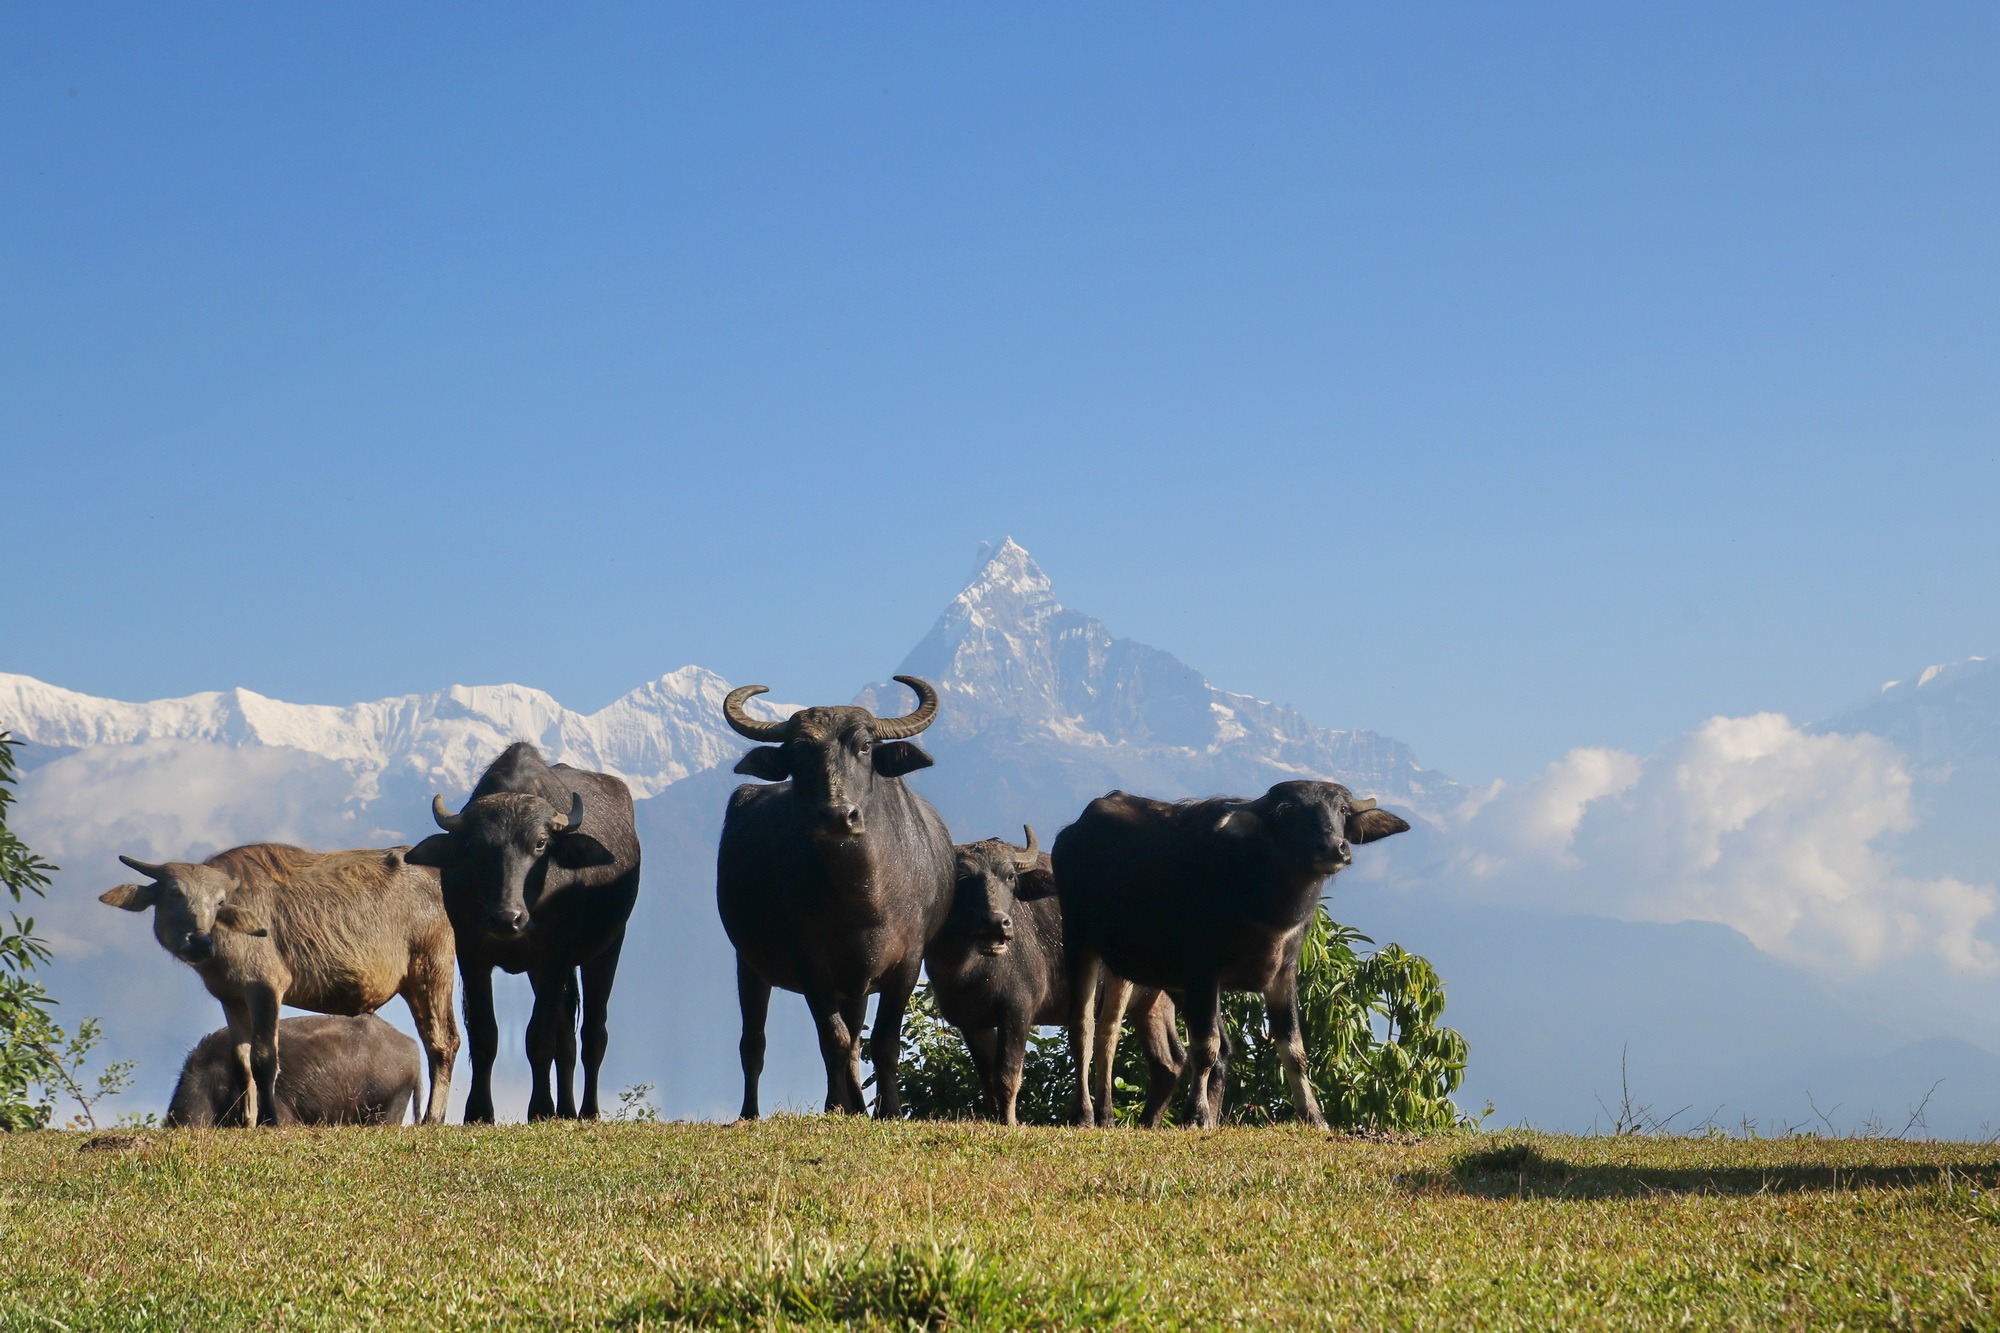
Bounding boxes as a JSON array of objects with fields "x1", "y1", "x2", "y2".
[
  {"x1": 926, "y1": 828, "x2": 1184, "y2": 1126},
  {"x1": 717, "y1": 675, "x2": 954, "y2": 1119},
  {"x1": 407, "y1": 743, "x2": 640, "y2": 1122},
  {"x1": 1055, "y1": 780, "x2": 1409, "y2": 1128}
]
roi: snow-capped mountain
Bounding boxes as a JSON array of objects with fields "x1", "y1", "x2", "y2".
[
  {"x1": 859, "y1": 538, "x2": 1459, "y2": 833},
  {"x1": 0, "y1": 666, "x2": 793, "y2": 804},
  {"x1": 12, "y1": 542, "x2": 2000, "y2": 1132},
  {"x1": 2, "y1": 539, "x2": 1453, "y2": 829},
  {"x1": 1818, "y1": 655, "x2": 1999, "y2": 772},
  {"x1": 6, "y1": 539, "x2": 1463, "y2": 1123},
  {"x1": 1815, "y1": 654, "x2": 2000, "y2": 886}
]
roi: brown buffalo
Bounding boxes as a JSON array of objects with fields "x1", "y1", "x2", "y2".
[{"x1": 100, "y1": 843, "x2": 458, "y2": 1126}]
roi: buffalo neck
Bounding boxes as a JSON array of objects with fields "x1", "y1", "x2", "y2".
[{"x1": 1236, "y1": 843, "x2": 1334, "y2": 931}]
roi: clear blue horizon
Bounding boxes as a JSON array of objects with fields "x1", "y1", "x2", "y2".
[{"x1": 5, "y1": 5, "x2": 1997, "y2": 785}]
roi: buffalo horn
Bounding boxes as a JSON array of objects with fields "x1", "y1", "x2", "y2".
[
  {"x1": 869, "y1": 675, "x2": 939, "y2": 739},
  {"x1": 1350, "y1": 796, "x2": 1378, "y2": 812},
  {"x1": 1011, "y1": 825, "x2": 1040, "y2": 872},
  {"x1": 431, "y1": 794, "x2": 466, "y2": 832},
  {"x1": 552, "y1": 791, "x2": 586, "y2": 832},
  {"x1": 117, "y1": 854, "x2": 168, "y2": 879},
  {"x1": 722, "y1": 685, "x2": 792, "y2": 742}
]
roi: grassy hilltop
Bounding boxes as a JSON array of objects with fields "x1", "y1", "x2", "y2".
[{"x1": 1, "y1": 1121, "x2": 1996, "y2": 1329}]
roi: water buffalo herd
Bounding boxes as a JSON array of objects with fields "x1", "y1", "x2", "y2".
[{"x1": 99, "y1": 675, "x2": 1408, "y2": 1128}]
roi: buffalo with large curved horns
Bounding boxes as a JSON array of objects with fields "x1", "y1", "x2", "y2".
[{"x1": 716, "y1": 675, "x2": 956, "y2": 1118}]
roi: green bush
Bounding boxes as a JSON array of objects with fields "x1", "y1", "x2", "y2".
[
  {"x1": 893, "y1": 905, "x2": 1469, "y2": 1131},
  {"x1": 893, "y1": 985, "x2": 1164, "y2": 1127},
  {"x1": 1221, "y1": 909, "x2": 1468, "y2": 1131},
  {"x1": 0, "y1": 731, "x2": 131, "y2": 1129}
]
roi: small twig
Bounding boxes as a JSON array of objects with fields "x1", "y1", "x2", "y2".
[{"x1": 1899, "y1": 1079, "x2": 1944, "y2": 1140}]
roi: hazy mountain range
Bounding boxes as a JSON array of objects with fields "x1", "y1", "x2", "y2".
[{"x1": 8, "y1": 540, "x2": 1999, "y2": 1135}]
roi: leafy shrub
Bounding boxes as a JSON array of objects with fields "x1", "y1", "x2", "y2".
[
  {"x1": 0, "y1": 731, "x2": 132, "y2": 1129},
  {"x1": 893, "y1": 905, "x2": 1469, "y2": 1131},
  {"x1": 1220, "y1": 910, "x2": 1468, "y2": 1131},
  {"x1": 893, "y1": 986, "x2": 1162, "y2": 1127}
]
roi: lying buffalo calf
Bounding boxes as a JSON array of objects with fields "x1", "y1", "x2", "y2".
[
  {"x1": 1056, "y1": 780, "x2": 1409, "y2": 1128},
  {"x1": 167, "y1": 1014, "x2": 421, "y2": 1127},
  {"x1": 926, "y1": 828, "x2": 1184, "y2": 1126}
]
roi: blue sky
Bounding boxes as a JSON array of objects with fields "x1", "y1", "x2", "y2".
[{"x1": 4, "y1": 4, "x2": 1996, "y2": 784}]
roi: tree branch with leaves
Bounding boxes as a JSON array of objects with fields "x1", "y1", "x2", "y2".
[{"x1": 0, "y1": 731, "x2": 134, "y2": 1130}]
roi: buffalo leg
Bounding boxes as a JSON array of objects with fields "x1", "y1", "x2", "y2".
[
  {"x1": 1065, "y1": 947, "x2": 1104, "y2": 1126},
  {"x1": 735, "y1": 956, "x2": 771, "y2": 1121},
  {"x1": 1206, "y1": 1022, "x2": 1234, "y2": 1127},
  {"x1": 578, "y1": 931, "x2": 624, "y2": 1120},
  {"x1": 1133, "y1": 990, "x2": 1187, "y2": 1130},
  {"x1": 1091, "y1": 973, "x2": 1133, "y2": 1128},
  {"x1": 1266, "y1": 973, "x2": 1325, "y2": 1128},
  {"x1": 523, "y1": 981, "x2": 555, "y2": 1121},
  {"x1": 868, "y1": 960, "x2": 920, "y2": 1120},
  {"x1": 524, "y1": 965, "x2": 578, "y2": 1120},
  {"x1": 962, "y1": 1026, "x2": 1000, "y2": 1117},
  {"x1": 221, "y1": 996, "x2": 256, "y2": 1128},
  {"x1": 555, "y1": 970, "x2": 581, "y2": 1118},
  {"x1": 840, "y1": 993, "x2": 870, "y2": 1115},
  {"x1": 1183, "y1": 980, "x2": 1224, "y2": 1129},
  {"x1": 400, "y1": 962, "x2": 460, "y2": 1126},
  {"x1": 244, "y1": 985, "x2": 283, "y2": 1127},
  {"x1": 460, "y1": 960, "x2": 500, "y2": 1124},
  {"x1": 803, "y1": 987, "x2": 862, "y2": 1115},
  {"x1": 995, "y1": 1010, "x2": 1031, "y2": 1127}
]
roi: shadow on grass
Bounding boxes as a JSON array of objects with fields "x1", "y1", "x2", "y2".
[
  {"x1": 611, "y1": 1241, "x2": 1134, "y2": 1331},
  {"x1": 1404, "y1": 1141, "x2": 2000, "y2": 1200}
]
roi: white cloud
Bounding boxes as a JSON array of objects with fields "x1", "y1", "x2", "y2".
[
  {"x1": 1447, "y1": 713, "x2": 1999, "y2": 974},
  {"x1": 17, "y1": 740, "x2": 378, "y2": 958}
]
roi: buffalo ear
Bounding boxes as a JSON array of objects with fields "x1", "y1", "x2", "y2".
[
  {"x1": 1215, "y1": 809, "x2": 1263, "y2": 838},
  {"x1": 99, "y1": 883, "x2": 157, "y2": 912},
  {"x1": 1346, "y1": 808, "x2": 1411, "y2": 844},
  {"x1": 733, "y1": 747, "x2": 790, "y2": 782},
  {"x1": 552, "y1": 832, "x2": 618, "y2": 869},
  {"x1": 403, "y1": 835, "x2": 455, "y2": 869},
  {"x1": 872, "y1": 741, "x2": 934, "y2": 777},
  {"x1": 1012, "y1": 864, "x2": 1058, "y2": 902},
  {"x1": 214, "y1": 902, "x2": 269, "y2": 937}
]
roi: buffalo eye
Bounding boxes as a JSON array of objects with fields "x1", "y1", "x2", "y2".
[{"x1": 534, "y1": 837, "x2": 549, "y2": 854}]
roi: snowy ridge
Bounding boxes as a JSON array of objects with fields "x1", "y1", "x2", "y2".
[
  {"x1": 0, "y1": 667, "x2": 794, "y2": 801},
  {"x1": 1819, "y1": 655, "x2": 2000, "y2": 771},
  {"x1": 868, "y1": 538, "x2": 1457, "y2": 811},
  {"x1": 3, "y1": 538, "x2": 1454, "y2": 825}
]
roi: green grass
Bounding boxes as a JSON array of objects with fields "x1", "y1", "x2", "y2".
[{"x1": 0, "y1": 1121, "x2": 1995, "y2": 1329}]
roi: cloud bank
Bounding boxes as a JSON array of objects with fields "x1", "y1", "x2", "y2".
[{"x1": 1448, "y1": 713, "x2": 1998, "y2": 973}]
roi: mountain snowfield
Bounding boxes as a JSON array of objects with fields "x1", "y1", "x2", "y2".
[
  {"x1": 0, "y1": 665, "x2": 793, "y2": 805},
  {"x1": 1, "y1": 539, "x2": 1443, "y2": 821},
  {"x1": 7, "y1": 539, "x2": 2000, "y2": 1131}
]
